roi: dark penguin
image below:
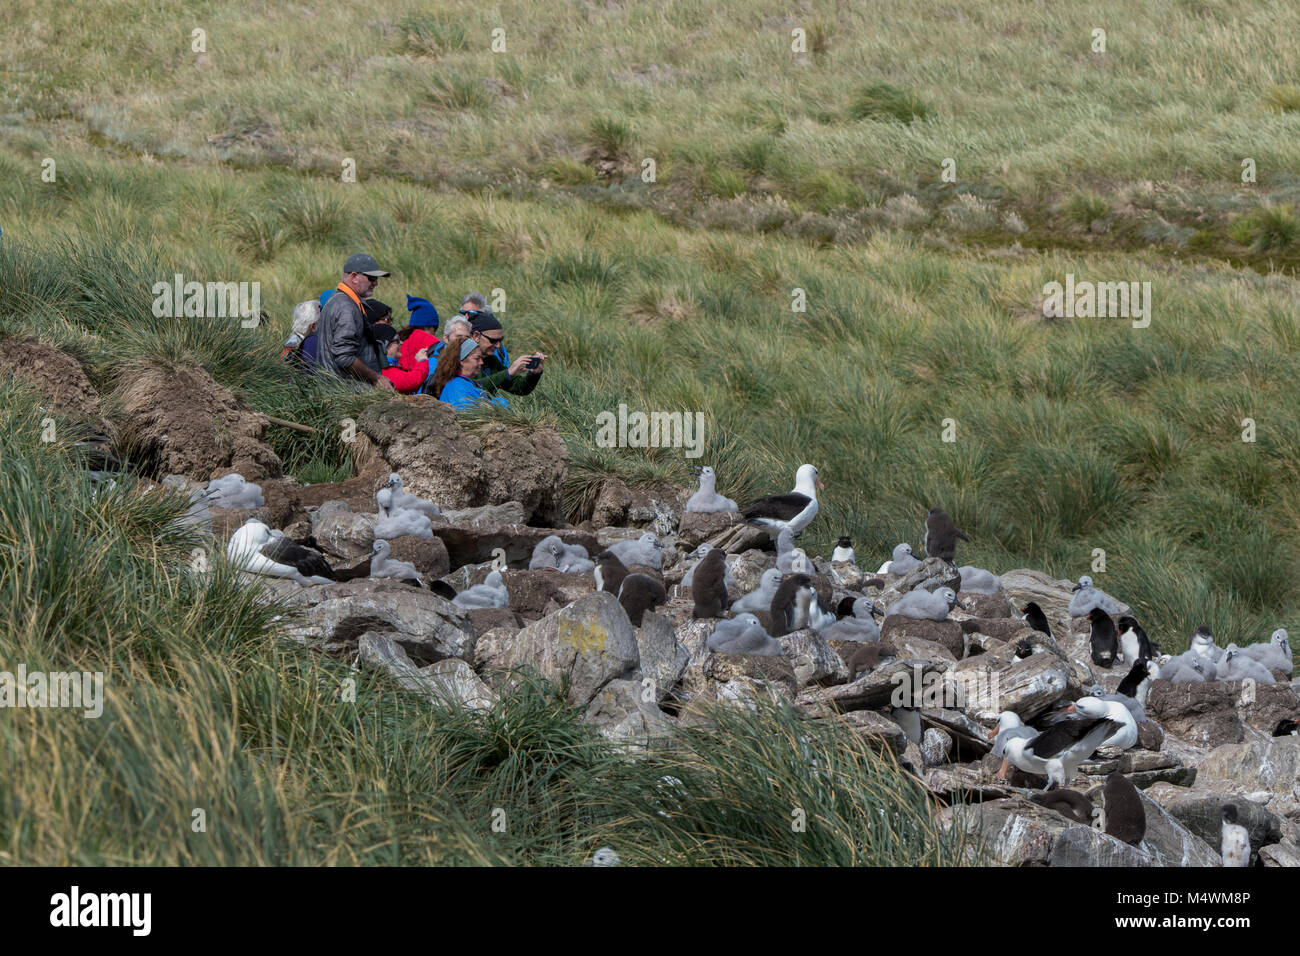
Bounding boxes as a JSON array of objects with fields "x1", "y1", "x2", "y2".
[
  {"x1": 619, "y1": 573, "x2": 666, "y2": 626},
  {"x1": 594, "y1": 549, "x2": 630, "y2": 596},
  {"x1": 1102, "y1": 771, "x2": 1146, "y2": 846},
  {"x1": 1116, "y1": 658, "x2": 1153, "y2": 700},
  {"x1": 1117, "y1": 615, "x2": 1153, "y2": 663},
  {"x1": 1029, "y1": 789, "x2": 1095, "y2": 826},
  {"x1": 1273, "y1": 718, "x2": 1299, "y2": 737},
  {"x1": 690, "y1": 547, "x2": 729, "y2": 619},
  {"x1": 770, "y1": 573, "x2": 814, "y2": 637},
  {"x1": 1021, "y1": 601, "x2": 1052, "y2": 638},
  {"x1": 1088, "y1": 608, "x2": 1118, "y2": 668},
  {"x1": 923, "y1": 507, "x2": 969, "y2": 563},
  {"x1": 1014, "y1": 639, "x2": 1034, "y2": 660}
]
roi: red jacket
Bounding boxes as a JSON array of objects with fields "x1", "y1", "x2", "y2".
[{"x1": 382, "y1": 328, "x2": 439, "y2": 393}]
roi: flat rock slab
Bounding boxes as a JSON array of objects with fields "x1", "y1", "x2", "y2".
[
  {"x1": 923, "y1": 765, "x2": 1016, "y2": 803},
  {"x1": 796, "y1": 659, "x2": 942, "y2": 713},
  {"x1": 280, "y1": 578, "x2": 475, "y2": 664}
]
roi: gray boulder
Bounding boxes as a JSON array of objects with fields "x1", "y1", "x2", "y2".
[
  {"x1": 483, "y1": 591, "x2": 639, "y2": 707},
  {"x1": 636, "y1": 611, "x2": 690, "y2": 703},
  {"x1": 779, "y1": 627, "x2": 850, "y2": 688},
  {"x1": 357, "y1": 633, "x2": 494, "y2": 709},
  {"x1": 312, "y1": 508, "x2": 376, "y2": 560},
  {"x1": 583, "y1": 678, "x2": 674, "y2": 748},
  {"x1": 282, "y1": 578, "x2": 475, "y2": 664}
]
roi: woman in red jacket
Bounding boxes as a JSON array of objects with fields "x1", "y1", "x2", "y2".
[{"x1": 381, "y1": 295, "x2": 442, "y2": 393}]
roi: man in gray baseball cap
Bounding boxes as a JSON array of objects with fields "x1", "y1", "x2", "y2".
[{"x1": 315, "y1": 252, "x2": 395, "y2": 388}]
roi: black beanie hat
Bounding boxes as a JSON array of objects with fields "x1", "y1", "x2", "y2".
[{"x1": 469, "y1": 311, "x2": 503, "y2": 334}]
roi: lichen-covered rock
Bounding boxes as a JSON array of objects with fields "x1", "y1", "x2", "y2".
[
  {"x1": 778, "y1": 627, "x2": 850, "y2": 688},
  {"x1": 483, "y1": 591, "x2": 639, "y2": 707}
]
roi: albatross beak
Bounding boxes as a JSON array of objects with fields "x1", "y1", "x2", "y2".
[{"x1": 816, "y1": 480, "x2": 825, "y2": 491}]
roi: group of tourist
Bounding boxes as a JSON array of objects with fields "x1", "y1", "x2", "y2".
[{"x1": 281, "y1": 252, "x2": 547, "y2": 410}]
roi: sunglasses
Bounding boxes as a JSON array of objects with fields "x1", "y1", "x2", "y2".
[
  {"x1": 458, "y1": 308, "x2": 483, "y2": 317},
  {"x1": 482, "y1": 335, "x2": 503, "y2": 345}
]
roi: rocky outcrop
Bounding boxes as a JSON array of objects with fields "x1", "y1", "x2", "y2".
[
  {"x1": 952, "y1": 790, "x2": 1220, "y2": 866},
  {"x1": 584, "y1": 678, "x2": 673, "y2": 747},
  {"x1": 358, "y1": 633, "x2": 494, "y2": 709},
  {"x1": 636, "y1": 612, "x2": 690, "y2": 703},
  {"x1": 1146, "y1": 681, "x2": 1244, "y2": 749},
  {"x1": 881, "y1": 617, "x2": 965, "y2": 659},
  {"x1": 432, "y1": 523, "x2": 597, "y2": 572},
  {"x1": 358, "y1": 398, "x2": 568, "y2": 525},
  {"x1": 778, "y1": 628, "x2": 849, "y2": 688},
  {"x1": 280, "y1": 578, "x2": 475, "y2": 664},
  {"x1": 591, "y1": 477, "x2": 685, "y2": 536},
  {"x1": 1192, "y1": 730, "x2": 1300, "y2": 819},
  {"x1": 479, "y1": 591, "x2": 639, "y2": 707},
  {"x1": 1143, "y1": 784, "x2": 1283, "y2": 864},
  {"x1": 951, "y1": 648, "x2": 1072, "y2": 722},
  {"x1": 897, "y1": 557, "x2": 962, "y2": 594},
  {"x1": 676, "y1": 511, "x2": 742, "y2": 548}
]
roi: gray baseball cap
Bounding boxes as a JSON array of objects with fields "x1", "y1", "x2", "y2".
[{"x1": 343, "y1": 252, "x2": 390, "y2": 277}]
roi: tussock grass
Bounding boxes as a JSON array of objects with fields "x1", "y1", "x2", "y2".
[{"x1": 0, "y1": 408, "x2": 964, "y2": 865}]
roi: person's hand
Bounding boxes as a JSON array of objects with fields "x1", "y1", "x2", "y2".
[
  {"x1": 507, "y1": 356, "x2": 531, "y2": 377},
  {"x1": 414, "y1": 347, "x2": 429, "y2": 363},
  {"x1": 376, "y1": 376, "x2": 396, "y2": 391},
  {"x1": 532, "y1": 353, "x2": 548, "y2": 371}
]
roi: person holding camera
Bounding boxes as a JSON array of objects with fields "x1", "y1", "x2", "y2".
[
  {"x1": 432, "y1": 339, "x2": 509, "y2": 410},
  {"x1": 468, "y1": 311, "x2": 546, "y2": 398}
]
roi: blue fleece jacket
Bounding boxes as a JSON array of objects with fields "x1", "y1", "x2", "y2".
[{"x1": 439, "y1": 375, "x2": 509, "y2": 410}]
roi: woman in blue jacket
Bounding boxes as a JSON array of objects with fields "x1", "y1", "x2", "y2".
[{"x1": 433, "y1": 339, "x2": 509, "y2": 410}]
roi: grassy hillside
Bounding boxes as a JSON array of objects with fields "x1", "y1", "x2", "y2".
[
  {"x1": 1, "y1": 0, "x2": 1298, "y2": 864},
  {"x1": 7, "y1": 0, "x2": 1300, "y2": 265}
]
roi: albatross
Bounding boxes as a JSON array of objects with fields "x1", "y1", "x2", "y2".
[
  {"x1": 1007, "y1": 711, "x2": 1123, "y2": 789},
  {"x1": 742, "y1": 464, "x2": 823, "y2": 539},
  {"x1": 227, "y1": 520, "x2": 335, "y2": 586}
]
